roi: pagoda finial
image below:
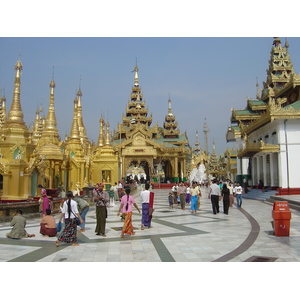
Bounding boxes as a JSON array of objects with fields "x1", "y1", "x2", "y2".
[
  {"x1": 273, "y1": 37, "x2": 281, "y2": 46},
  {"x1": 50, "y1": 67, "x2": 55, "y2": 88},
  {"x1": 77, "y1": 75, "x2": 82, "y2": 96},
  {"x1": 256, "y1": 77, "x2": 260, "y2": 99},
  {"x1": 133, "y1": 59, "x2": 139, "y2": 87},
  {"x1": 203, "y1": 118, "x2": 209, "y2": 155},
  {"x1": 168, "y1": 95, "x2": 173, "y2": 116},
  {"x1": 285, "y1": 38, "x2": 289, "y2": 48}
]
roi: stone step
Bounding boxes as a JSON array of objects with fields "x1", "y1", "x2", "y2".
[{"x1": 242, "y1": 189, "x2": 277, "y2": 201}]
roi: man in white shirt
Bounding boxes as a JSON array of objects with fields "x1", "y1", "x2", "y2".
[
  {"x1": 233, "y1": 182, "x2": 243, "y2": 208},
  {"x1": 140, "y1": 183, "x2": 152, "y2": 229},
  {"x1": 209, "y1": 179, "x2": 221, "y2": 214}
]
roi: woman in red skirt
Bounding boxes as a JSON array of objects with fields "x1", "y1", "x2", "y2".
[{"x1": 117, "y1": 187, "x2": 140, "y2": 238}]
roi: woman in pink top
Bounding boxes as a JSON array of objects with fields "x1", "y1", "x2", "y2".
[
  {"x1": 38, "y1": 184, "x2": 52, "y2": 216},
  {"x1": 117, "y1": 187, "x2": 140, "y2": 238}
]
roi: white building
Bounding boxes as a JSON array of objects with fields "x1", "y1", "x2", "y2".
[{"x1": 226, "y1": 37, "x2": 300, "y2": 195}]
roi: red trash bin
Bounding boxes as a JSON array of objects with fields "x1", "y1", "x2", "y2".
[{"x1": 272, "y1": 201, "x2": 292, "y2": 236}]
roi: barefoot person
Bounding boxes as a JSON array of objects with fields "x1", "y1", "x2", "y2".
[
  {"x1": 117, "y1": 187, "x2": 140, "y2": 238},
  {"x1": 55, "y1": 191, "x2": 83, "y2": 247},
  {"x1": 6, "y1": 210, "x2": 35, "y2": 239}
]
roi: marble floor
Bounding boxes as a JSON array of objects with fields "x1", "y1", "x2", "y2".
[{"x1": 1, "y1": 186, "x2": 300, "y2": 263}]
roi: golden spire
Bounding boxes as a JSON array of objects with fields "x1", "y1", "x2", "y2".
[
  {"x1": 0, "y1": 88, "x2": 6, "y2": 128},
  {"x1": 6, "y1": 55, "x2": 26, "y2": 128},
  {"x1": 37, "y1": 72, "x2": 60, "y2": 146},
  {"x1": 168, "y1": 95, "x2": 173, "y2": 116},
  {"x1": 30, "y1": 107, "x2": 44, "y2": 144},
  {"x1": 44, "y1": 71, "x2": 57, "y2": 131},
  {"x1": 105, "y1": 122, "x2": 110, "y2": 145},
  {"x1": 98, "y1": 116, "x2": 105, "y2": 147},
  {"x1": 69, "y1": 98, "x2": 80, "y2": 139},
  {"x1": 76, "y1": 85, "x2": 88, "y2": 145},
  {"x1": 133, "y1": 60, "x2": 139, "y2": 87}
]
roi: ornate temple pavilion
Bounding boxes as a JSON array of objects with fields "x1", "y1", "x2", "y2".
[
  {"x1": 226, "y1": 37, "x2": 300, "y2": 194},
  {"x1": 111, "y1": 64, "x2": 191, "y2": 183}
]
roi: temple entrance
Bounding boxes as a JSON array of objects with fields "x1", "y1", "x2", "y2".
[{"x1": 125, "y1": 159, "x2": 150, "y2": 183}]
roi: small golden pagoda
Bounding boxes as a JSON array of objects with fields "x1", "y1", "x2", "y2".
[
  {"x1": 91, "y1": 117, "x2": 119, "y2": 186},
  {"x1": 0, "y1": 58, "x2": 35, "y2": 200}
]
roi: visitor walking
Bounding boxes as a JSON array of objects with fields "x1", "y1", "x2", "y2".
[
  {"x1": 38, "y1": 184, "x2": 52, "y2": 216},
  {"x1": 168, "y1": 192, "x2": 174, "y2": 209},
  {"x1": 221, "y1": 183, "x2": 230, "y2": 214},
  {"x1": 55, "y1": 191, "x2": 83, "y2": 247},
  {"x1": 117, "y1": 187, "x2": 140, "y2": 237},
  {"x1": 228, "y1": 181, "x2": 234, "y2": 207},
  {"x1": 94, "y1": 182, "x2": 109, "y2": 237},
  {"x1": 190, "y1": 182, "x2": 201, "y2": 214},
  {"x1": 118, "y1": 181, "x2": 123, "y2": 199},
  {"x1": 140, "y1": 183, "x2": 152, "y2": 230},
  {"x1": 233, "y1": 182, "x2": 243, "y2": 208},
  {"x1": 177, "y1": 182, "x2": 187, "y2": 210},
  {"x1": 186, "y1": 183, "x2": 191, "y2": 204},
  {"x1": 209, "y1": 179, "x2": 221, "y2": 214},
  {"x1": 110, "y1": 182, "x2": 119, "y2": 201}
]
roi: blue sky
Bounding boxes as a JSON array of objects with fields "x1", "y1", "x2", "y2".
[
  {"x1": 2, "y1": 37, "x2": 300, "y2": 154},
  {"x1": 1, "y1": 2, "x2": 300, "y2": 156},
  {"x1": 1, "y1": 0, "x2": 299, "y2": 290}
]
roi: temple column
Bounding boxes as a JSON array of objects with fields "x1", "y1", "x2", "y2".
[
  {"x1": 182, "y1": 158, "x2": 186, "y2": 181},
  {"x1": 270, "y1": 153, "x2": 275, "y2": 187},
  {"x1": 256, "y1": 156, "x2": 261, "y2": 185},
  {"x1": 174, "y1": 157, "x2": 178, "y2": 182},
  {"x1": 80, "y1": 162, "x2": 85, "y2": 188},
  {"x1": 251, "y1": 157, "x2": 257, "y2": 186},
  {"x1": 23, "y1": 173, "x2": 31, "y2": 198},
  {"x1": 1, "y1": 174, "x2": 12, "y2": 199},
  {"x1": 262, "y1": 155, "x2": 267, "y2": 186}
]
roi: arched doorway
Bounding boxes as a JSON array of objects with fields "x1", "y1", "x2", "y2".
[{"x1": 125, "y1": 159, "x2": 150, "y2": 183}]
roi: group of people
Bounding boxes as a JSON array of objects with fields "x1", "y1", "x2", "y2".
[
  {"x1": 6, "y1": 186, "x2": 89, "y2": 248},
  {"x1": 209, "y1": 180, "x2": 243, "y2": 215},
  {"x1": 168, "y1": 179, "x2": 244, "y2": 216},
  {"x1": 96, "y1": 181, "x2": 154, "y2": 238},
  {"x1": 6, "y1": 178, "x2": 248, "y2": 246},
  {"x1": 170, "y1": 182, "x2": 202, "y2": 213}
]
